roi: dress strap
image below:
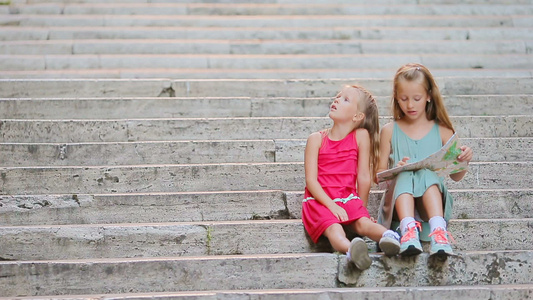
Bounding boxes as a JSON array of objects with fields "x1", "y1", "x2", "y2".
[{"x1": 319, "y1": 128, "x2": 330, "y2": 149}]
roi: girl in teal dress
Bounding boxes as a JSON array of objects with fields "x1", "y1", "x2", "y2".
[{"x1": 377, "y1": 63, "x2": 473, "y2": 257}]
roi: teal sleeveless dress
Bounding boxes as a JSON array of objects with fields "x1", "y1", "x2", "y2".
[{"x1": 377, "y1": 122, "x2": 453, "y2": 241}]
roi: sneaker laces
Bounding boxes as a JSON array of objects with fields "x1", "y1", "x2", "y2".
[
  {"x1": 428, "y1": 227, "x2": 456, "y2": 244},
  {"x1": 400, "y1": 221, "x2": 421, "y2": 243}
]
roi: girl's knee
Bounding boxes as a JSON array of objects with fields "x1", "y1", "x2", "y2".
[
  {"x1": 323, "y1": 223, "x2": 344, "y2": 237},
  {"x1": 354, "y1": 217, "x2": 381, "y2": 231}
]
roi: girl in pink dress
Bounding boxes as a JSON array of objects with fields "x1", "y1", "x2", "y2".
[{"x1": 303, "y1": 85, "x2": 400, "y2": 270}]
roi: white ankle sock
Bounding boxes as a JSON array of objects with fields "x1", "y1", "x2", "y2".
[
  {"x1": 400, "y1": 217, "x2": 416, "y2": 236},
  {"x1": 429, "y1": 216, "x2": 447, "y2": 232}
]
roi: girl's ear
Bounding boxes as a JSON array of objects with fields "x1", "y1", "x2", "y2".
[{"x1": 353, "y1": 112, "x2": 365, "y2": 122}]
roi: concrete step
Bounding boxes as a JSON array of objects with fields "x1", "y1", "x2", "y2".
[
  {"x1": 4, "y1": 3, "x2": 533, "y2": 16},
  {"x1": 2, "y1": 26, "x2": 533, "y2": 41},
  {"x1": 3, "y1": 68, "x2": 533, "y2": 80},
  {"x1": 275, "y1": 137, "x2": 533, "y2": 164},
  {"x1": 8, "y1": 0, "x2": 533, "y2": 4},
  {"x1": 0, "y1": 218, "x2": 532, "y2": 261},
  {"x1": 0, "y1": 116, "x2": 529, "y2": 143},
  {"x1": 1, "y1": 39, "x2": 530, "y2": 55},
  {"x1": 3, "y1": 54, "x2": 533, "y2": 71},
  {"x1": 1, "y1": 189, "x2": 531, "y2": 226},
  {"x1": 0, "y1": 162, "x2": 530, "y2": 194},
  {"x1": 1, "y1": 188, "x2": 531, "y2": 225},
  {"x1": 0, "y1": 250, "x2": 532, "y2": 297},
  {"x1": 0, "y1": 137, "x2": 530, "y2": 167},
  {"x1": 3, "y1": 14, "x2": 532, "y2": 28},
  {"x1": 2, "y1": 95, "x2": 530, "y2": 119},
  {"x1": 3, "y1": 285, "x2": 533, "y2": 300},
  {"x1": 2, "y1": 77, "x2": 532, "y2": 98}
]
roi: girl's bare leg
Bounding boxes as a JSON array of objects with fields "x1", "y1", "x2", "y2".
[
  {"x1": 417, "y1": 184, "x2": 444, "y2": 220},
  {"x1": 351, "y1": 217, "x2": 386, "y2": 242},
  {"x1": 395, "y1": 193, "x2": 415, "y2": 219},
  {"x1": 322, "y1": 223, "x2": 350, "y2": 253}
]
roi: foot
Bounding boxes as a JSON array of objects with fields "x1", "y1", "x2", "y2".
[
  {"x1": 348, "y1": 237, "x2": 371, "y2": 270},
  {"x1": 400, "y1": 221, "x2": 423, "y2": 256},
  {"x1": 429, "y1": 227, "x2": 454, "y2": 257},
  {"x1": 379, "y1": 230, "x2": 400, "y2": 257}
]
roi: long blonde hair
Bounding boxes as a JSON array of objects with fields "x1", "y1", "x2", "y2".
[
  {"x1": 352, "y1": 85, "x2": 380, "y2": 181},
  {"x1": 391, "y1": 63, "x2": 455, "y2": 132}
]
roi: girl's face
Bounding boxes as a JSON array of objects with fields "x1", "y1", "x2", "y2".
[
  {"x1": 329, "y1": 86, "x2": 361, "y2": 122},
  {"x1": 395, "y1": 78, "x2": 430, "y2": 121}
]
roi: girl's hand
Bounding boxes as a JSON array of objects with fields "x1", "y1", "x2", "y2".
[
  {"x1": 396, "y1": 157, "x2": 410, "y2": 167},
  {"x1": 457, "y1": 145, "x2": 473, "y2": 163},
  {"x1": 329, "y1": 205, "x2": 348, "y2": 222}
]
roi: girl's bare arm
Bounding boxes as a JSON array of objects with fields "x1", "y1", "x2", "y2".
[
  {"x1": 356, "y1": 129, "x2": 371, "y2": 207},
  {"x1": 377, "y1": 123, "x2": 394, "y2": 176}
]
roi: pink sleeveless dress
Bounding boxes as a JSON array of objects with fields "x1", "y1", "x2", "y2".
[{"x1": 302, "y1": 130, "x2": 371, "y2": 243}]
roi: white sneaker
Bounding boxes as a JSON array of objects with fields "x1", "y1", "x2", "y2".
[
  {"x1": 348, "y1": 237, "x2": 371, "y2": 270},
  {"x1": 379, "y1": 230, "x2": 400, "y2": 257}
]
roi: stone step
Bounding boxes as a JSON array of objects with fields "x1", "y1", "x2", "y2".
[
  {"x1": 3, "y1": 54, "x2": 533, "y2": 72},
  {"x1": 2, "y1": 95, "x2": 530, "y2": 119},
  {"x1": 1, "y1": 39, "x2": 530, "y2": 55},
  {"x1": 0, "y1": 137, "x2": 530, "y2": 167},
  {"x1": 1, "y1": 189, "x2": 531, "y2": 226},
  {"x1": 275, "y1": 137, "x2": 532, "y2": 164},
  {"x1": 0, "y1": 218, "x2": 532, "y2": 261},
  {"x1": 3, "y1": 14, "x2": 532, "y2": 28},
  {"x1": 0, "y1": 162, "x2": 530, "y2": 195},
  {"x1": 2, "y1": 77, "x2": 532, "y2": 98},
  {"x1": 2, "y1": 26, "x2": 533, "y2": 41},
  {"x1": 8, "y1": 0, "x2": 533, "y2": 4},
  {"x1": 3, "y1": 68, "x2": 533, "y2": 80},
  {"x1": 0, "y1": 116, "x2": 529, "y2": 143},
  {"x1": 1, "y1": 188, "x2": 531, "y2": 225},
  {"x1": 3, "y1": 285, "x2": 533, "y2": 300},
  {"x1": 0, "y1": 250, "x2": 531, "y2": 297},
  {"x1": 4, "y1": 3, "x2": 533, "y2": 16}
]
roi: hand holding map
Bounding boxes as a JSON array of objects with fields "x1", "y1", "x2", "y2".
[{"x1": 377, "y1": 133, "x2": 469, "y2": 183}]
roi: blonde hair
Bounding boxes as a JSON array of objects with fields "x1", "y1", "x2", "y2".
[
  {"x1": 351, "y1": 85, "x2": 380, "y2": 181},
  {"x1": 391, "y1": 63, "x2": 455, "y2": 132}
]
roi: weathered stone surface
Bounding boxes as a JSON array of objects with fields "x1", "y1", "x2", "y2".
[
  {"x1": 1, "y1": 137, "x2": 529, "y2": 167},
  {"x1": 3, "y1": 53, "x2": 533, "y2": 71},
  {"x1": 0, "y1": 218, "x2": 531, "y2": 260},
  {"x1": 0, "y1": 162, "x2": 531, "y2": 194},
  {"x1": 1, "y1": 285, "x2": 532, "y2": 300},
  {"x1": 0, "y1": 79, "x2": 174, "y2": 98},
  {"x1": 0, "y1": 140, "x2": 277, "y2": 166},
  {"x1": 1, "y1": 40, "x2": 529, "y2": 56},
  {"x1": 0, "y1": 116, "x2": 530, "y2": 143},
  {"x1": 0, "y1": 189, "x2": 531, "y2": 226},
  {"x1": 3, "y1": 14, "x2": 529, "y2": 28},
  {"x1": 0, "y1": 254, "x2": 339, "y2": 297},
  {"x1": 5, "y1": 3, "x2": 533, "y2": 16},
  {"x1": 2, "y1": 77, "x2": 533, "y2": 98},
  {"x1": 2, "y1": 68, "x2": 533, "y2": 80},
  {"x1": 2, "y1": 95, "x2": 529, "y2": 119},
  {"x1": 0, "y1": 191, "x2": 289, "y2": 225},
  {"x1": 339, "y1": 250, "x2": 533, "y2": 287}
]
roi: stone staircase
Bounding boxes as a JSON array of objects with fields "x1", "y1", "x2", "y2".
[{"x1": 0, "y1": 0, "x2": 532, "y2": 299}]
